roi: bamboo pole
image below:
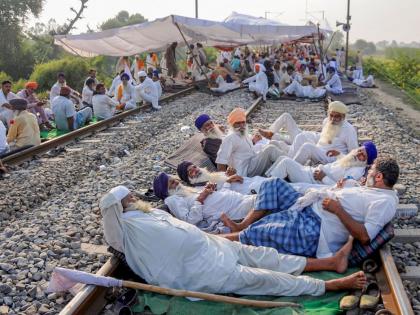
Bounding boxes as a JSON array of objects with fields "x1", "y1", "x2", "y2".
[{"x1": 122, "y1": 280, "x2": 301, "y2": 309}]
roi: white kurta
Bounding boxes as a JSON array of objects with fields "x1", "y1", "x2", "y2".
[
  {"x1": 242, "y1": 64, "x2": 268, "y2": 100},
  {"x1": 120, "y1": 210, "x2": 324, "y2": 296},
  {"x1": 325, "y1": 73, "x2": 343, "y2": 94},
  {"x1": 113, "y1": 84, "x2": 137, "y2": 110},
  {"x1": 81, "y1": 86, "x2": 94, "y2": 105},
  {"x1": 108, "y1": 75, "x2": 122, "y2": 97},
  {"x1": 0, "y1": 120, "x2": 8, "y2": 154},
  {"x1": 210, "y1": 75, "x2": 240, "y2": 93},
  {"x1": 135, "y1": 77, "x2": 159, "y2": 109},
  {"x1": 0, "y1": 90, "x2": 18, "y2": 127},
  {"x1": 312, "y1": 186, "x2": 398, "y2": 257},
  {"x1": 164, "y1": 189, "x2": 256, "y2": 225},
  {"x1": 216, "y1": 131, "x2": 256, "y2": 176},
  {"x1": 92, "y1": 94, "x2": 119, "y2": 120}
]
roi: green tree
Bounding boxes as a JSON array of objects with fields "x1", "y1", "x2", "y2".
[
  {"x1": 0, "y1": 0, "x2": 44, "y2": 79},
  {"x1": 100, "y1": 10, "x2": 147, "y2": 30}
]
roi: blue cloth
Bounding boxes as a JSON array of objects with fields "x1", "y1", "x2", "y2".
[{"x1": 240, "y1": 178, "x2": 321, "y2": 257}]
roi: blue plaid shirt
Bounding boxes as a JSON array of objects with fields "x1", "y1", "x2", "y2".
[{"x1": 240, "y1": 178, "x2": 321, "y2": 257}]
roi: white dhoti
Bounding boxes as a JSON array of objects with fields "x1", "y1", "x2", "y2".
[
  {"x1": 269, "y1": 112, "x2": 302, "y2": 144},
  {"x1": 246, "y1": 144, "x2": 282, "y2": 177},
  {"x1": 325, "y1": 85, "x2": 343, "y2": 94},
  {"x1": 284, "y1": 80, "x2": 326, "y2": 99},
  {"x1": 221, "y1": 242, "x2": 324, "y2": 296},
  {"x1": 294, "y1": 142, "x2": 336, "y2": 165},
  {"x1": 267, "y1": 157, "x2": 316, "y2": 183},
  {"x1": 139, "y1": 91, "x2": 159, "y2": 109},
  {"x1": 124, "y1": 99, "x2": 137, "y2": 110}
]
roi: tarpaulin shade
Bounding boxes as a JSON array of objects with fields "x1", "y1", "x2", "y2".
[{"x1": 54, "y1": 15, "x2": 329, "y2": 57}]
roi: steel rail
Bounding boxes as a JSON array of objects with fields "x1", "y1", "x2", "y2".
[{"x1": 2, "y1": 86, "x2": 196, "y2": 166}]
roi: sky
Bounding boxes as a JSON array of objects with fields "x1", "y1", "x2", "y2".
[{"x1": 29, "y1": 0, "x2": 420, "y2": 43}]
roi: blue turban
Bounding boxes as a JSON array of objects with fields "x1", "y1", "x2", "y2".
[
  {"x1": 363, "y1": 141, "x2": 377, "y2": 165},
  {"x1": 195, "y1": 114, "x2": 211, "y2": 130},
  {"x1": 153, "y1": 173, "x2": 169, "y2": 200},
  {"x1": 177, "y1": 161, "x2": 193, "y2": 184},
  {"x1": 153, "y1": 70, "x2": 159, "y2": 77},
  {"x1": 120, "y1": 73, "x2": 130, "y2": 80}
]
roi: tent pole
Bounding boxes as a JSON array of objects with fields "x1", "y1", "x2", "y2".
[
  {"x1": 316, "y1": 24, "x2": 325, "y2": 80},
  {"x1": 174, "y1": 22, "x2": 210, "y2": 85},
  {"x1": 57, "y1": 38, "x2": 84, "y2": 57}
]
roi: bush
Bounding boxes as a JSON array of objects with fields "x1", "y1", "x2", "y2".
[
  {"x1": 30, "y1": 57, "x2": 90, "y2": 93},
  {"x1": 0, "y1": 72, "x2": 12, "y2": 83}
]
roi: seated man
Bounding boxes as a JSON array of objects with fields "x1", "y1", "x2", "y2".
[
  {"x1": 152, "y1": 72, "x2": 163, "y2": 98},
  {"x1": 353, "y1": 75, "x2": 375, "y2": 88},
  {"x1": 221, "y1": 157, "x2": 399, "y2": 259},
  {"x1": 195, "y1": 114, "x2": 225, "y2": 166},
  {"x1": 267, "y1": 142, "x2": 377, "y2": 185},
  {"x1": 108, "y1": 70, "x2": 124, "y2": 97},
  {"x1": 92, "y1": 84, "x2": 119, "y2": 120},
  {"x1": 177, "y1": 161, "x2": 267, "y2": 195},
  {"x1": 51, "y1": 87, "x2": 92, "y2": 131},
  {"x1": 6, "y1": 99, "x2": 41, "y2": 149},
  {"x1": 17, "y1": 81, "x2": 53, "y2": 130},
  {"x1": 84, "y1": 69, "x2": 99, "y2": 86},
  {"x1": 135, "y1": 71, "x2": 161, "y2": 110},
  {"x1": 322, "y1": 67, "x2": 343, "y2": 94},
  {"x1": 0, "y1": 80, "x2": 18, "y2": 128},
  {"x1": 153, "y1": 172, "x2": 255, "y2": 228},
  {"x1": 283, "y1": 79, "x2": 326, "y2": 99},
  {"x1": 258, "y1": 101, "x2": 358, "y2": 165},
  {"x1": 101, "y1": 185, "x2": 366, "y2": 296},
  {"x1": 278, "y1": 65, "x2": 293, "y2": 92},
  {"x1": 216, "y1": 108, "x2": 283, "y2": 177},
  {"x1": 242, "y1": 64, "x2": 268, "y2": 101},
  {"x1": 81, "y1": 78, "x2": 96, "y2": 110},
  {"x1": 0, "y1": 120, "x2": 8, "y2": 156},
  {"x1": 114, "y1": 73, "x2": 137, "y2": 110},
  {"x1": 50, "y1": 73, "x2": 81, "y2": 104}
]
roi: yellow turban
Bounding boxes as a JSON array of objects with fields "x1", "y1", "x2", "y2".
[
  {"x1": 228, "y1": 107, "x2": 246, "y2": 126},
  {"x1": 328, "y1": 101, "x2": 348, "y2": 114}
]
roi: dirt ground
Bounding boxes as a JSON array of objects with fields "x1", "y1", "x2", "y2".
[{"x1": 365, "y1": 79, "x2": 420, "y2": 138}]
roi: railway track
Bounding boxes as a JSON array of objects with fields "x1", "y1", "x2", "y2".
[{"x1": 29, "y1": 92, "x2": 413, "y2": 315}]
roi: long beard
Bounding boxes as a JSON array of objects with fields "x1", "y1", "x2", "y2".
[
  {"x1": 190, "y1": 168, "x2": 228, "y2": 185},
  {"x1": 229, "y1": 125, "x2": 249, "y2": 137},
  {"x1": 337, "y1": 150, "x2": 367, "y2": 168},
  {"x1": 125, "y1": 200, "x2": 152, "y2": 213},
  {"x1": 168, "y1": 184, "x2": 196, "y2": 197},
  {"x1": 204, "y1": 126, "x2": 224, "y2": 139},
  {"x1": 318, "y1": 120, "x2": 343, "y2": 145}
]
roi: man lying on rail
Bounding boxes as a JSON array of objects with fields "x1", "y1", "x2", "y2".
[
  {"x1": 176, "y1": 160, "x2": 267, "y2": 195},
  {"x1": 266, "y1": 141, "x2": 377, "y2": 185},
  {"x1": 101, "y1": 185, "x2": 367, "y2": 297},
  {"x1": 152, "y1": 172, "x2": 255, "y2": 230},
  {"x1": 220, "y1": 156, "x2": 399, "y2": 259},
  {"x1": 216, "y1": 107, "x2": 283, "y2": 177},
  {"x1": 258, "y1": 101, "x2": 358, "y2": 165}
]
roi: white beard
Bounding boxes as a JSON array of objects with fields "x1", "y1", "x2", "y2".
[
  {"x1": 168, "y1": 184, "x2": 196, "y2": 197},
  {"x1": 318, "y1": 120, "x2": 343, "y2": 146},
  {"x1": 189, "y1": 168, "x2": 228, "y2": 186},
  {"x1": 125, "y1": 200, "x2": 152, "y2": 213},
  {"x1": 204, "y1": 126, "x2": 224, "y2": 139},
  {"x1": 229, "y1": 125, "x2": 249, "y2": 137},
  {"x1": 337, "y1": 149, "x2": 367, "y2": 168}
]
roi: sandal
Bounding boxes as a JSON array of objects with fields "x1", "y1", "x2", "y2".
[
  {"x1": 360, "y1": 281, "x2": 380, "y2": 309},
  {"x1": 340, "y1": 290, "x2": 363, "y2": 310},
  {"x1": 362, "y1": 259, "x2": 379, "y2": 273}
]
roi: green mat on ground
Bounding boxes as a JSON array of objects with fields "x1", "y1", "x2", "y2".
[
  {"x1": 132, "y1": 269, "x2": 358, "y2": 315},
  {"x1": 40, "y1": 117, "x2": 99, "y2": 140}
]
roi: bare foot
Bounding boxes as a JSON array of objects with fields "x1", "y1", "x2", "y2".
[
  {"x1": 258, "y1": 128, "x2": 274, "y2": 140},
  {"x1": 334, "y1": 236, "x2": 354, "y2": 273},
  {"x1": 325, "y1": 271, "x2": 367, "y2": 291},
  {"x1": 220, "y1": 213, "x2": 242, "y2": 232}
]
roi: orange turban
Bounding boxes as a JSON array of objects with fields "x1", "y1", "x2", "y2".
[
  {"x1": 228, "y1": 107, "x2": 246, "y2": 126},
  {"x1": 255, "y1": 64, "x2": 260, "y2": 73},
  {"x1": 25, "y1": 81, "x2": 38, "y2": 90}
]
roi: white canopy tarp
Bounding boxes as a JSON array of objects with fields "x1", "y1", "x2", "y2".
[
  {"x1": 54, "y1": 15, "x2": 322, "y2": 57},
  {"x1": 223, "y1": 11, "x2": 288, "y2": 26}
]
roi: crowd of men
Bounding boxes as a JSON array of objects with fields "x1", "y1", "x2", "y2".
[{"x1": 100, "y1": 82, "x2": 397, "y2": 301}]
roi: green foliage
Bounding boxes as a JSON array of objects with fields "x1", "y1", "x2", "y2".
[
  {"x1": 100, "y1": 10, "x2": 147, "y2": 30},
  {"x1": 364, "y1": 49, "x2": 420, "y2": 105},
  {"x1": 203, "y1": 47, "x2": 218, "y2": 64},
  {"x1": 0, "y1": 72, "x2": 12, "y2": 83},
  {"x1": 30, "y1": 57, "x2": 90, "y2": 92}
]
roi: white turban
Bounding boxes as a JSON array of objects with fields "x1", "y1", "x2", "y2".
[
  {"x1": 138, "y1": 71, "x2": 147, "y2": 77},
  {"x1": 100, "y1": 186, "x2": 130, "y2": 253},
  {"x1": 110, "y1": 185, "x2": 130, "y2": 201},
  {"x1": 328, "y1": 101, "x2": 348, "y2": 114}
]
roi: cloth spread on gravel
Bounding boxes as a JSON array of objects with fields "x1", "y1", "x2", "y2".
[
  {"x1": 40, "y1": 117, "x2": 99, "y2": 140},
  {"x1": 131, "y1": 269, "x2": 358, "y2": 315}
]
